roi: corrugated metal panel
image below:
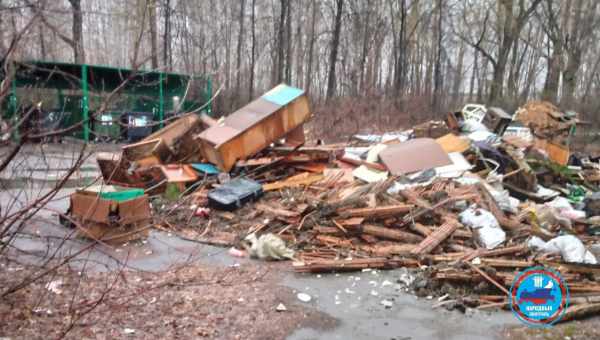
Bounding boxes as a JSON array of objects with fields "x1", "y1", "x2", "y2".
[{"x1": 262, "y1": 84, "x2": 304, "y2": 106}]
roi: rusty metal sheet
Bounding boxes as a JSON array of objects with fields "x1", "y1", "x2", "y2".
[
  {"x1": 378, "y1": 138, "x2": 452, "y2": 175},
  {"x1": 197, "y1": 125, "x2": 240, "y2": 146},
  {"x1": 197, "y1": 84, "x2": 311, "y2": 171},
  {"x1": 224, "y1": 98, "x2": 281, "y2": 131}
]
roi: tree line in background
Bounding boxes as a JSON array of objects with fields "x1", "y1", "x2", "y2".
[{"x1": 2, "y1": 0, "x2": 600, "y2": 119}]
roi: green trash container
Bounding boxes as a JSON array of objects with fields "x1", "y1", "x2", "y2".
[
  {"x1": 93, "y1": 111, "x2": 122, "y2": 142},
  {"x1": 58, "y1": 95, "x2": 92, "y2": 140}
]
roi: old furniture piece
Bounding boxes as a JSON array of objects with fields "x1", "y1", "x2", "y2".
[{"x1": 197, "y1": 84, "x2": 311, "y2": 171}]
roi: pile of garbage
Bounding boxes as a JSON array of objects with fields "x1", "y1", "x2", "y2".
[{"x1": 67, "y1": 84, "x2": 600, "y2": 320}]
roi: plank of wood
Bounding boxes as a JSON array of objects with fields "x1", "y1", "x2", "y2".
[
  {"x1": 293, "y1": 257, "x2": 420, "y2": 273},
  {"x1": 468, "y1": 262, "x2": 510, "y2": 296},
  {"x1": 344, "y1": 204, "x2": 413, "y2": 218},
  {"x1": 339, "y1": 157, "x2": 388, "y2": 171},
  {"x1": 262, "y1": 172, "x2": 324, "y2": 191},
  {"x1": 362, "y1": 224, "x2": 423, "y2": 243},
  {"x1": 254, "y1": 203, "x2": 300, "y2": 218},
  {"x1": 558, "y1": 303, "x2": 600, "y2": 323},
  {"x1": 338, "y1": 217, "x2": 364, "y2": 226},
  {"x1": 315, "y1": 235, "x2": 354, "y2": 248},
  {"x1": 362, "y1": 243, "x2": 416, "y2": 256},
  {"x1": 400, "y1": 194, "x2": 476, "y2": 226},
  {"x1": 411, "y1": 219, "x2": 460, "y2": 254}
]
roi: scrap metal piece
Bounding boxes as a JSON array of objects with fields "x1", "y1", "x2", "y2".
[{"x1": 197, "y1": 84, "x2": 311, "y2": 171}]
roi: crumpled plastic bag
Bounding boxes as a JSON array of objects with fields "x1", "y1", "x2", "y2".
[
  {"x1": 459, "y1": 206, "x2": 506, "y2": 249},
  {"x1": 534, "y1": 204, "x2": 573, "y2": 231},
  {"x1": 545, "y1": 196, "x2": 586, "y2": 221},
  {"x1": 486, "y1": 173, "x2": 519, "y2": 214},
  {"x1": 244, "y1": 233, "x2": 295, "y2": 260},
  {"x1": 528, "y1": 235, "x2": 597, "y2": 264}
]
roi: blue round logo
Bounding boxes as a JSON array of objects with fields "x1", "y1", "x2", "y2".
[{"x1": 510, "y1": 266, "x2": 569, "y2": 327}]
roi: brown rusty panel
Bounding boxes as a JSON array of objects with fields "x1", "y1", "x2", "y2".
[
  {"x1": 199, "y1": 94, "x2": 311, "y2": 171},
  {"x1": 118, "y1": 196, "x2": 151, "y2": 225},
  {"x1": 142, "y1": 114, "x2": 201, "y2": 148},
  {"x1": 197, "y1": 125, "x2": 240, "y2": 146},
  {"x1": 379, "y1": 138, "x2": 452, "y2": 175},
  {"x1": 284, "y1": 124, "x2": 306, "y2": 146},
  {"x1": 224, "y1": 98, "x2": 280, "y2": 131},
  {"x1": 70, "y1": 193, "x2": 111, "y2": 223},
  {"x1": 122, "y1": 138, "x2": 172, "y2": 164}
]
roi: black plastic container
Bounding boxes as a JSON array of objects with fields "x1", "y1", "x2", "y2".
[{"x1": 208, "y1": 178, "x2": 263, "y2": 211}]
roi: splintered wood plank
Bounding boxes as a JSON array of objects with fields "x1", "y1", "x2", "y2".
[
  {"x1": 262, "y1": 172, "x2": 324, "y2": 191},
  {"x1": 293, "y1": 257, "x2": 420, "y2": 273},
  {"x1": 333, "y1": 217, "x2": 364, "y2": 228},
  {"x1": 362, "y1": 243, "x2": 416, "y2": 256},
  {"x1": 315, "y1": 235, "x2": 354, "y2": 248},
  {"x1": 362, "y1": 224, "x2": 423, "y2": 243},
  {"x1": 254, "y1": 203, "x2": 300, "y2": 218},
  {"x1": 344, "y1": 205, "x2": 413, "y2": 218},
  {"x1": 411, "y1": 219, "x2": 460, "y2": 255}
]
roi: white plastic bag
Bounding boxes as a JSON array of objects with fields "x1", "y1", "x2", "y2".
[
  {"x1": 459, "y1": 206, "x2": 506, "y2": 249},
  {"x1": 528, "y1": 235, "x2": 597, "y2": 264},
  {"x1": 545, "y1": 197, "x2": 586, "y2": 220},
  {"x1": 244, "y1": 233, "x2": 295, "y2": 260}
]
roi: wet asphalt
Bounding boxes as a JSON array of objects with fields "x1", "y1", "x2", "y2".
[{"x1": 2, "y1": 186, "x2": 518, "y2": 340}]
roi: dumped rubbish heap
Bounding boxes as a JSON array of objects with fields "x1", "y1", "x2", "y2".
[{"x1": 67, "y1": 84, "x2": 600, "y2": 321}]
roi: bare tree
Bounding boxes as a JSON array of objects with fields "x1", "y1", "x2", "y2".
[{"x1": 326, "y1": 0, "x2": 344, "y2": 100}]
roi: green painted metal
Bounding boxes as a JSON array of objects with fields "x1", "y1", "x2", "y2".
[
  {"x1": 159, "y1": 72, "x2": 164, "y2": 128},
  {"x1": 10, "y1": 76, "x2": 18, "y2": 140},
  {"x1": 9, "y1": 77, "x2": 16, "y2": 117},
  {"x1": 1, "y1": 60, "x2": 210, "y2": 141},
  {"x1": 81, "y1": 64, "x2": 89, "y2": 142}
]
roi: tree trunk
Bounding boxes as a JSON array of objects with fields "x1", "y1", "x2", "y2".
[
  {"x1": 39, "y1": 22, "x2": 46, "y2": 60},
  {"x1": 453, "y1": 42, "x2": 465, "y2": 106},
  {"x1": 469, "y1": 51, "x2": 478, "y2": 101},
  {"x1": 224, "y1": 3, "x2": 232, "y2": 89},
  {"x1": 285, "y1": 0, "x2": 292, "y2": 83},
  {"x1": 236, "y1": 0, "x2": 246, "y2": 99},
  {"x1": 326, "y1": 0, "x2": 344, "y2": 100},
  {"x1": 542, "y1": 47, "x2": 562, "y2": 102},
  {"x1": 432, "y1": 0, "x2": 443, "y2": 111},
  {"x1": 276, "y1": 0, "x2": 287, "y2": 85},
  {"x1": 249, "y1": 0, "x2": 256, "y2": 101},
  {"x1": 359, "y1": 0, "x2": 372, "y2": 93},
  {"x1": 305, "y1": 0, "x2": 317, "y2": 95},
  {"x1": 163, "y1": 0, "x2": 172, "y2": 69},
  {"x1": 294, "y1": 3, "x2": 304, "y2": 89},
  {"x1": 68, "y1": 0, "x2": 85, "y2": 63},
  {"x1": 148, "y1": 0, "x2": 159, "y2": 69}
]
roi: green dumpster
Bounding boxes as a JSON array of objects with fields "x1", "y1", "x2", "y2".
[
  {"x1": 92, "y1": 111, "x2": 121, "y2": 142},
  {"x1": 60, "y1": 94, "x2": 87, "y2": 139}
]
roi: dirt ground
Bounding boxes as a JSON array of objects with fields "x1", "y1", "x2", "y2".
[
  {"x1": 503, "y1": 319, "x2": 600, "y2": 340},
  {"x1": 0, "y1": 261, "x2": 336, "y2": 340}
]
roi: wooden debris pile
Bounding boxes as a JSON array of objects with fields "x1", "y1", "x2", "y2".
[{"x1": 87, "y1": 89, "x2": 600, "y2": 320}]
